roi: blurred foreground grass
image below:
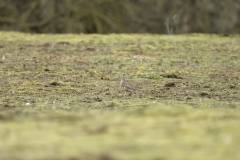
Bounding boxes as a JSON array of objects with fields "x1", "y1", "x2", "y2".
[
  {"x1": 1, "y1": 106, "x2": 240, "y2": 160},
  {"x1": 0, "y1": 32, "x2": 240, "y2": 160}
]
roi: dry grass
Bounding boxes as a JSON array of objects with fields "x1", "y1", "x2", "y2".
[{"x1": 0, "y1": 32, "x2": 240, "y2": 160}]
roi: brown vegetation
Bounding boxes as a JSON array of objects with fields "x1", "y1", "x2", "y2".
[{"x1": 0, "y1": 0, "x2": 239, "y2": 34}]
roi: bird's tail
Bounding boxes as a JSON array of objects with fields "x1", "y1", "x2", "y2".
[{"x1": 132, "y1": 89, "x2": 140, "y2": 95}]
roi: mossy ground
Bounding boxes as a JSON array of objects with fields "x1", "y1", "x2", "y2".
[{"x1": 0, "y1": 32, "x2": 240, "y2": 160}]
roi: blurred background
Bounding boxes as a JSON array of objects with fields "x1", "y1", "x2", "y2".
[{"x1": 0, "y1": 0, "x2": 239, "y2": 34}]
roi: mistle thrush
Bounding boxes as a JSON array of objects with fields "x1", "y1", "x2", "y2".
[{"x1": 120, "y1": 77, "x2": 139, "y2": 95}]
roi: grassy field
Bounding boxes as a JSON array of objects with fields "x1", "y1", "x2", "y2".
[{"x1": 0, "y1": 32, "x2": 240, "y2": 160}]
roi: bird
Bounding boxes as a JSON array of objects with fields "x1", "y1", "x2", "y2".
[{"x1": 120, "y1": 76, "x2": 139, "y2": 95}]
